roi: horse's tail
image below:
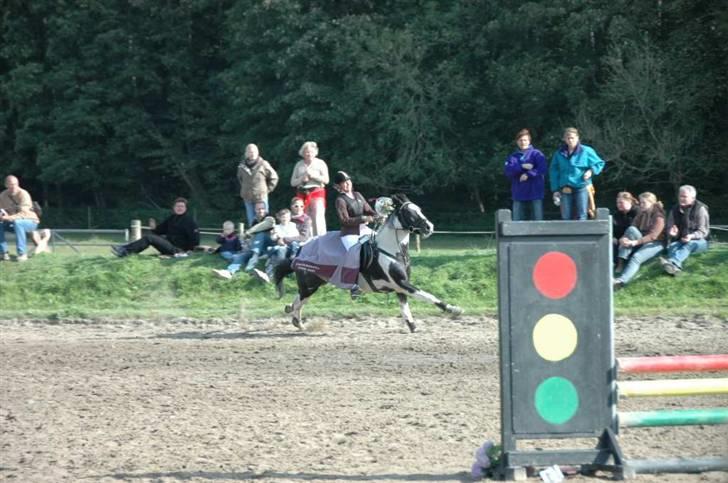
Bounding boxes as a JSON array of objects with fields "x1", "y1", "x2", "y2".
[{"x1": 273, "y1": 257, "x2": 294, "y2": 298}]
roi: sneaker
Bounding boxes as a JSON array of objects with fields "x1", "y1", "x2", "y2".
[
  {"x1": 212, "y1": 269, "x2": 233, "y2": 280},
  {"x1": 111, "y1": 245, "x2": 127, "y2": 257},
  {"x1": 16, "y1": 254, "x2": 28, "y2": 262},
  {"x1": 173, "y1": 252, "x2": 189, "y2": 258},
  {"x1": 0, "y1": 253, "x2": 9, "y2": 261},
  {"x1": 252, "y1": 268, "x2": 270, "y2": 283},
  {"x1": 613, "y1": 279, "x2": 624, "y2": 291},
  {"x1": 350, "y1": 284, "x2": 363, "y2": 300},
  {"x1": 661, "y1": 260, "x2": 679, "y2": 276}
]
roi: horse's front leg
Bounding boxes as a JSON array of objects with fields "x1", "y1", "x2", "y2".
[
  {"x1": 397, "y1": 293, "x2": 417, "y2": 333},
  {"x1": 389, "y1": 264, "x2": 463, "y2": 315}
]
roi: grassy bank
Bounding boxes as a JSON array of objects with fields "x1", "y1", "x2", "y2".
[{"x1": 1, "y1": 242, "x2": 726, "y2": 320}]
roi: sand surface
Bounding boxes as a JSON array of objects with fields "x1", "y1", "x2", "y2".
[{"x1": 1, "y1": 314, "x2": 726, "y2": 482}]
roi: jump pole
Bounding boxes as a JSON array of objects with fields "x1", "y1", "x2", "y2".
[
  {"x1": 618, "y1": 378, "x2": 728, "y2": 397},
  {"x1": 618, "y1": 354, "x2": 728, "y2": 374},
  {"x1": 619, "y1": 408, "x2": 728, "y2": 427}
]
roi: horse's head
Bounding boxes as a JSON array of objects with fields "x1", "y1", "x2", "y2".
[{"x1": 381, "y1": 194, "x2": 434, "y2": 238}]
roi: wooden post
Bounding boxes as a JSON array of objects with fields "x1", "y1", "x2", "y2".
[
  {"x1": 415, "y1": 234, "x2": 421, "y2": 253},
  {"x1": 130, "y1": 219, "x2": 142, "y2": 241}
]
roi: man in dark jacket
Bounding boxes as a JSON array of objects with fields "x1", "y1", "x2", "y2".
[
  {"x1": 660, "y1": 185, "x2": 709, "y2": 275},
  {"x1": 112, "y1": 197, "x2": 200, "y2": 257}
]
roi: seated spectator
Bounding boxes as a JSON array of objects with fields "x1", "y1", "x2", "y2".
[
  {"x1": 613, "y1": 192, "x2": 665, "y2": 289},
  {"x1": 253, "y1": 208, "x2": 301, "y2": 283},
  {"x1": 214, "y1": 220, "x2": 243, "y2": 261},
  {"x1": 660, "y1": 185, "x2": 710, "y2": 276},
  {"x1": 0, "y1": 175, "x2": 39, "y2": 262},
  {"x1": 213, "y1": 201, "x2": 275, "y2": 279},
  {"x1": 289, "y1": 197, "x2": 313, "y2": 244},
  {"x1": 612, "y1": 192, "x2": 639, "y2": 270},
  {"x1": 111, "y1": 197, "x2": 200, "y2": 257}
]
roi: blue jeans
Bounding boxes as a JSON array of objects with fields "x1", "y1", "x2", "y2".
[
  {"x1": 666, "y1": 239, "x2": 709, "y2": 269},
  {"x1": 512, "y1": 199, "x2": 544, "y2": 221},
  {"x1": 0, "y1": 219, "x2": 39, "y2": 256},
  {"x1": 617, "y1": 227, "x2": 664, "y2": 284},
  {"x1": 226, "y1": 232, "x2": 274, "y2": 274},
  {"x1": 560, "y1": 187, "x2": 589, "y2": 220},
  {"x1": 244, "y1": 198, "x2": 268, "y2": 226}
]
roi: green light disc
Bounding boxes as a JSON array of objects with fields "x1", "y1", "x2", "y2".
[{"x1": 534, "y1": 377, "x2": 579, "y2": 425}]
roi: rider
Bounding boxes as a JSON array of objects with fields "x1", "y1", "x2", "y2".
[{"x1": 333, "y1": 170, "x2": 377, "y2": 298}]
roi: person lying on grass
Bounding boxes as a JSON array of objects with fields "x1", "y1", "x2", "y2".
[{"x1": 111, "y1": 197, "x2": 200, "y2": 258}]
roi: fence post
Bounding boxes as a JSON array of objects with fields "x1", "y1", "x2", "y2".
[
  {"x1": 130, "y1": 219, "x2": 142, "y2": 241},
  {"x1": 415, "y1": 234, "x2": 421, "y2": 253}
]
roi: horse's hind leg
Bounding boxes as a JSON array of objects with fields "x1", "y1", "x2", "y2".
[
  {"x1": 397, "y1": 293, "x2": 417, "y2": 333},
  {"x1": 285, "y1": 294, "x2": 309, "y2": 329}
]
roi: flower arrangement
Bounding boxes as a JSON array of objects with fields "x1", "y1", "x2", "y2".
[{"x1": 470, "y1": 440, "x2": 502, "y2": 479}]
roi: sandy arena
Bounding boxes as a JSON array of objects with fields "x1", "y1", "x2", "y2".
[{"x1": 1, "y1": 314, "x2": 726, "y2": 482}]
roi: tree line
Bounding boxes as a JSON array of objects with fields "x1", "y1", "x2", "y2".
[{"x1": 1, "y1": 0, "x2": 726, "y2": 218}]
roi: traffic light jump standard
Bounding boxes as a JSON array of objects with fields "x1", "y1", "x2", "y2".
[
  {"x1": 495, "y1": 208, "x2": 623, "y2": 480},
  {"x1": 494, "y1": 209, "x2": 728, "y2": 480}
]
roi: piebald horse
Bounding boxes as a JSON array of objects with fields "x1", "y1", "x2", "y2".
[{"x1": 273, "y1": 194, "x2": 463, "y2": 332}]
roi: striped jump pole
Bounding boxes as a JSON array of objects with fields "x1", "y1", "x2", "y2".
[
  {"x1": 619, "y1": 408, "x2": 728, "y2": 427},
  {"x1": 618, "y1": 354, "x2": 728, "y2": 374},
  {"x1": 618, "y1": 378, "x2": 728, "y2": 398}
]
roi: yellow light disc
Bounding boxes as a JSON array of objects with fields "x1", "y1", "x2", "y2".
[{"x1": 533, "y1": 314, "x2": 578, "y2": 362}]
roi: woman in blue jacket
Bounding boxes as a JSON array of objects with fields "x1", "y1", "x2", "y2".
[
  {"x1": 504, "y1": 129, "x2": 547, "y2": 221},
  {"x1": 549, "y1": 127, "x2": 605, "y2": 220}
]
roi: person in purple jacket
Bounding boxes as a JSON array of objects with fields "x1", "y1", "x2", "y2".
[{"x1": 503, "y1": 129, "x2": 547, "y2": 221}]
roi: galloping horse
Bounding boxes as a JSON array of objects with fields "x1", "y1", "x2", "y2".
[{"x1": 273, "y1": 194, "x2": 463, "y2": 332}]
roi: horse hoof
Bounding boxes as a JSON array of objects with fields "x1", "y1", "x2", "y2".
[
  {"x1": 406, "y1": 321, "x2": 417, "y2": 333},
  {"x1": 291, "y1": 317, "x2": 302, "y2": 329},
  {"x1": 447, "y1": 305, "x2": 464, "y2": 316},
  {"x1": 284, "y1": 304, "x2": 293, "y2": 314}
]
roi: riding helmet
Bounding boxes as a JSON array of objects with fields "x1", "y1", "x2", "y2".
[{"x1": 333, "y1": 171, "x2": 351, "y2": 184}]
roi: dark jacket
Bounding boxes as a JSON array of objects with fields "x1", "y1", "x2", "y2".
[
  {"x1": 154, "y1": 213, "x2": 200, "y2": 251},
  {"x1": 216, "y1": 233, "x2": 243, "y2": 253},
  {"x1": 613, "y1": 206, "x2": 638, "y2": 240},
  {"x1": 335, "y1": 191, "x2": 376, "y2": 236},
  {"x1": 666, "y1": 200, "x2": 710, "y2": 241}
]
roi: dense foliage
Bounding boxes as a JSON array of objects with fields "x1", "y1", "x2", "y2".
[{"x1": 1, "y1": 0, "x2": 726, "y2": 217}]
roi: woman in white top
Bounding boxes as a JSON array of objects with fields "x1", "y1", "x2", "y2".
[{"x1": 290, "y1": 141, "x2": 329, "y2": 236}]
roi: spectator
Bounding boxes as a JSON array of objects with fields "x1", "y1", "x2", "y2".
[
  {"x1": 660, "y1": 185, "x2": 710, "y2": 276},
  {"x1": 214, "y1": 220, "x2": 243, "y2": 262},
  {"x1": 613, "y1": 192, "x2": 666, "y2": 289},
  {"x1": 291, "y1": 141, "x2": 329, "y2": 236},
  {"x1": 111, "y1": 197, "x2": 199, "y2": 257},
  {"x1": 289, "y1": 197, "x2": 313, "y2": 244},
  {"x1": 0, "y1": 175, "x2": 40, "y2": 262},
  {"x1": 253, "y1": 208, "x2": 301, "y2": 283},
  {"x1": 213, "y1": 201, "x2": 275, "y2": 279},
  {"x1": 549, "y1": 127, "x2": 605, "y2": 220},
  {"x1": 237, "y1": 143, "x2": 279, "y2": 226},
  {"x1": 503, "y1": 128, "x2": 547, "y2": 221},
  {"x1": 612, "y1": 192, "x2": 639, "y2": 270}
]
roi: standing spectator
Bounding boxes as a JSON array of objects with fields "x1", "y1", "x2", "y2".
[
  {"x1": 549, "y1": 127, "x2": 605, "y2": 220},
  {"x1": 613, "y1": 192, "x2": 665, "y2": 289},
  {"x1": 111, "y1": 197, "x2": 199, "y2": 257},
  {"x1": 289, "y1": 197, "x2": 313, "y2": 244},
  {"x1": 504, "y1": 128, "x2": 547, "y2": 221},
  {"x1": 660, "y1": 185, "x2": 710, "y2": 276},
  {"x1": 237, "y1": 143, "x2": 279, "y2": 226},
  {"x1": 291, "y1": 141, "x2": 329, "y2": 236},
  {"x1": 0, "y1": 175, "x2": 39, "y2": 261},
  {"x1": 612, "y1": 192, "x2": 639, "y2": 271}
]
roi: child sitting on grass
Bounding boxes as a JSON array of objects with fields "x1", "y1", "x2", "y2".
[{"x1": 214, "y1": 220, "x2": 243, "y2": 262}]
